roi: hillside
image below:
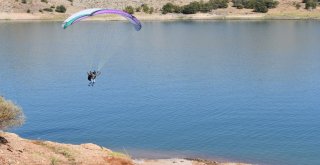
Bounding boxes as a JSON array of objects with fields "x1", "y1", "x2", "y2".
[
  {"x1": 0, "y1": 132, "x2": 250, "y2": 165},
  {"x1": 0, "y1": 0, "x2": 320, "y2": 20}
]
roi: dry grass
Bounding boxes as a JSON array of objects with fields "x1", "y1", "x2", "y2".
[{"x1": 0, "y1": 96, "x2": 25, "y2": 131}]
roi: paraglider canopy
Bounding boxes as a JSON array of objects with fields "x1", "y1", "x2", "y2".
[{"x1": 62, "y1": 8, "x2": 142, "y2": 31}]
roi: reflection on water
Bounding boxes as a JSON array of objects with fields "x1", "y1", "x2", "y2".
[{"x1": 0, "y1": 21, "x2": 320, "y2": 165}]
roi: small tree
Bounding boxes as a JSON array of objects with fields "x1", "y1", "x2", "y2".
[
  {"x1": 124, "y1": 6, "x2": 134, "y2": 14},
  {"x1": 0, "y1": 96, "x2": 25, "y2": 131},
  {"x1": 55, "y1": 5, "x2": 67, "y2": 13}
]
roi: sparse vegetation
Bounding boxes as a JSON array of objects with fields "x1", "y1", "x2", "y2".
[
  {"x1": 21, "y1": 0, "x2": 27, "y2": 4},
  {"x1": 55, "y1": 5, "x2": 67, "y2": 13},
  {"x1": 0, "y1": 96, "x2": 25, "y2": 131},
  {"x1": 109, "y1": 151, "x2": 131, "y2": 159},
  {"x1": 124, "y1": 6, "x2": 134, "y2": 14},
  {"x1": 295, "y1": 3, "x2": 301, "y2": 9},
  {"x1": 41, "y1": 0, "x2": 48, "y2": 3},
  {"x1": 50, "y1": 157, "x2": 59, "y2": 165},
  {"x1": 27, "y1": 9, "x2": 31, "y2": 13},
  {"x1": 162, "y1": 0, "x2": 230, "y2": 15},
  {"x1": 232, "y1": 0, "x2": 278, "y2": 12},
  {"x1": 43, "y1": 8, "x2": 53, "y2": 12}
]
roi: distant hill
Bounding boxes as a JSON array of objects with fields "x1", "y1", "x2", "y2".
[
  {"x1": 0, "y1": 0, "x2": 197, "y2": 13},
  {"x1": 1, "y1": 0, "x2": 320, "y2": 20}
]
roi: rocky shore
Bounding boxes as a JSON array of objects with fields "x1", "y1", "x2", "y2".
[{"x1": 0, "y1": 132, "x2": 250, "y2": 165}]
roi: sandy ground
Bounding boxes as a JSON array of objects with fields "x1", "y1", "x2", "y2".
[{"x1": 0, "y1": 132, "x2": 251, "y2": 165}]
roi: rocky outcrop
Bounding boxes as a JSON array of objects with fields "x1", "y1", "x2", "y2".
[{"x1": 0, "y1": 132, "x2": 132, "y2": 165}]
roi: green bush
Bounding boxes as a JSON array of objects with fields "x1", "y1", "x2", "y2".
[
  {"x1": 243, "y1": 0, "x2": 256, "y2": 9},
  {"x1": 162, "y1": 3, "x2": 176, "y2": 14},
  {"x1": 254, "y1": 0, "x2": 268, "y2": 12},
  {"x1": 149, "y1": 7, "x2": 154, "y2": 14},
  {"x1": 198, "y1": 1, "x2": 215, "y2": 12},
  {"x1": 136, "y1": 6, "x2": 141, "y2": 12},
  {"x1": 55, "y1": 5, "x2": 67, "y2": 13},
  {"x1": 142, "y1": 4, "x2": 150, "y2": 13},
  {"x1": 173, "y1": 5, "x2": 183, "y2": 13},
  {"x1": 211, "y1": 0, "x2": 229, "y2": 8},
  {"x1": 237, "y1": 4, "x2": 244, "y2": 8},
  {"x1": 124, "y1": 6, "x2": 134, "y2": 14},
  {"x1": 264, "y1": 0, "x2": 279, "y2": 8},
  {"x1": 305, "y1": 0, "x2": 317, "y2": 9},
  {"x1": 182, "y1": 2, "x2": 200, "y2": 14},
  {"x1": 43, "y1": 8, "x2": 53, "y2": 12},
  {"x1": 0, "y1": 96, "x2": 25, "y2": 131}
]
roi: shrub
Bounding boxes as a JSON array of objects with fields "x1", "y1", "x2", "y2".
[
  {"x1": 21, "y1": 0, "x2": 27, "y2": 4},
  {"x1": 27, "y1": 9, "x2": 30, "y2": 13},
  {"x1": 0, "y1": 96, "x2": 25, "y2": 131},
  {"x1": 51, "y1": 5, "x2": 55, "y2": 9},
  {"x1": 136, "y1": 6, "x2": 141, "y2": 12},
  {"x1": 295, "y1": 3, "x2": 301, "y2": 9},
  {"x1": 237, "y1": 4, "x2": 244, "y2": 8},
  {"x1": 162, "y1": 3, "x2": 176, "y2": 14},
  {"x1": 39, "y1": 9, "x2": 43, "y2": 12},
  {"x1": 149, "y1": 7, "x2": 154, "y2": 14},
  {"x1": 142, "y1": 4, "x2": 150, "y2": 13},
  {"x1": 305, "y1": 0, "x2": 317, "y2": 9},
  {"x1": 43, "y1": 8, "x2": 53, "y2": 12},
  {"x1": 41, "y1": 0, "x2": 48, "y2": 3},
  {"x1": 254, "y1": 0, "x2": 268, "y2": 12},
  {"x1": 198, "y1": 1, "x2": 214, "y2": 12},
  {"x1": 214, "y1": 0, "x2": 229, "y2": 8},
  {"x1": 55, "y1": 5, "x2": 67, "y2": 13},
  {"x1": 182, "y1": 2, "x2": 200, "y2": 14},
  {"x1": 124, "y1": 6, "x2": 134, "y2": 14},
  {"x1": 173, "y1": 5, "x2": 183, "y2": 13},
  {"x1": 243, "y1": 0, "x2": 256, "y2": 8},
  {"x1": 264, "y1": 0, "x2": 279, "y2": 8}
]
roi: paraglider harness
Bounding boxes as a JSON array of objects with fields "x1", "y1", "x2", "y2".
[{"x1": 87, "y1": 71, "x2": 100, "y2": 86}]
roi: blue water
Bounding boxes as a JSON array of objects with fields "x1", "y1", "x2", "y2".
[{"x1": 1, "y1": 21, "x2": 320, "y2": 165}]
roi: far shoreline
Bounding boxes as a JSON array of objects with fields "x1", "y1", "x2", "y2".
[{"x1": 1, "y1": 12, "x2": 320, "y2": 22}]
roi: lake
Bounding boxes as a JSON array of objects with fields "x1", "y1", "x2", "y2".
[{"x1": 0, "y1": 20, "x2": 319, "y2": 165}]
